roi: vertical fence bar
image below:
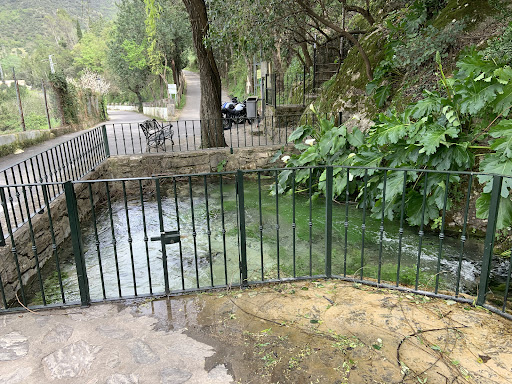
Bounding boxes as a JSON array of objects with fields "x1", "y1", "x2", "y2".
[
  {"x1": 42, "y1": 184, "x2": 65, "y2": 303},
  {"x1": 188, "y1": 176, "x2": 200, "y2": 288},
  {"x1": 172, "y1": 178, "x2": 185, "y2": 291},
  {"x1": 204, "y1": 176, "x2": 214, "y2": 287},
  {"x1": 22, "y1": 185, "x2": 46, "y2": 305},
  {"x1": 219, "y1": 175, "x2": 228, "y2": 286},
  {"x1": 325, "y1": 166, "x2": 333, "y2": 278},
  {"x1": 378, "y1": 171, "x2": 387, "y2": 284},
  {"x1": 64, "y1": 181, "x2": 90, "y2": 306},
  {"x1": 477, "y1": 175, "x2": 503, "y2": 306},
  {"x1": 343, "y1": 168, "x2": 350, "y2": 277},
  {"x1": 237, "y1": 170, "x2": 248, "y2": 287},
  {"x1": 415, "y1": 174, "x2": 429, "y2": 290},
  {"x1": 360, "y1": 169, "x2": 369, "y2": 280},
  {"x1": 258, "y1": 172, "x2": 264, "y2": 281},
  {"x1": 455, "y1": 174, "x2": 473, "y2": 296},
  {"x1": 102, "y1": 125, "x2": 110, "y2": 158},
  {"x1": 292, "y1": 170, "x2": 296, "y2": 278},
  {"x1": 105, "y1": 181, "x2": 122, "y2": 298},
  {"x1": 87, "y1": 183, "x2": 106, "y2": 300},
  {"x1": 435, "y1": 174, "x2": 450, "y2": 294},
  {"x1": 396, "y1": 171, "x2": 407, "y2": 286},
  {"x1": 122, "y1": 181, "x2": 137, "y2": 296},
  {"x1": 274, "y1": 170, "x2": 280, "y2": 279},
  {"x1": 309, "y1": 168, "x2": 313, "y2": 276},
  {"x1": 0, "y1": 187, "x2": 26, "y2": 305},
  {"x1": 139, "y1": 180, "x2": 153, "y2": 294},
  {"x1": 155, "y1": 178, "x2": 170, "y2": 294}
]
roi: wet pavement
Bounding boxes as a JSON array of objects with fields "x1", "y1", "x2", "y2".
[{"x1": 1, "y1": 280, "x2": 511, "y2": 384}]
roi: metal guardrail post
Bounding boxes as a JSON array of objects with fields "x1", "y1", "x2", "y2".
[
  {"x1": 237, "y1": 170, "x2": 248, "y2": 287},
  {"x1": 325, "y1": 166, "x2": 333, "y2": 278},
  {"x1": 477, "y1": 175, "x2": 502, "y2": 306},
  {"x1": 101, "y1": 125, "x2": 110, "y2": 158},
  {"x1": 64, "y1": 181, "x2": 90, "y2": 307}
]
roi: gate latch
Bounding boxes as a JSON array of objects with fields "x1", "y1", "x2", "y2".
[{"x1": 150, "y1": 231, "x2": 180, "y2": 245}]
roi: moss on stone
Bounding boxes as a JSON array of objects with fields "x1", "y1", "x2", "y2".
[
  {"x1": 432, "y1": 0, "x2": 495, "y2": 30},
  {"x1": 311, "y1": 27, "x2": 387, "y2": 129}
]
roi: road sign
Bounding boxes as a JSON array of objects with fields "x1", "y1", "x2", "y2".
[{"x1": 168, "y1": 84, "x2": 177, "y2": 95}]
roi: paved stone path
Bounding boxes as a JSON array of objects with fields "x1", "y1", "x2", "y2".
[{"x1": 0, "y1": 302, "x2": 234, "y2": 383}]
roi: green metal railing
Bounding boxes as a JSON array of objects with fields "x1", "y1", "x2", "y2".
[
  {"x1": 0, "y1": 125, "x2": 109, "y2": 236},
  {"x1": 0, "y1": 166, "x2": 510, "y2": 321}
]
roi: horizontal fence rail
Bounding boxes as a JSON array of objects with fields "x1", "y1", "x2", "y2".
[
  {"x1": 0, "y1": 126, "x2": 108, "y2": 236},
  {"x1": 104, "y1": 113, "x2": 340, "y2": 156},
  {"x1": 0, "y1": 165, "x2": 509, "y2": 322}
]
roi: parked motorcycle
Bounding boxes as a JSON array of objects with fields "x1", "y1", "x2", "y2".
[{"x1": 221, "y1": 97, "x2": 250, "y2": 129}]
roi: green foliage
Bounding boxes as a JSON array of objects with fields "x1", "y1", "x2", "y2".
[
  {"x1": 49, "y1": 71, "x2": 78, "y2": 125},
  {"x1": 72, "y1": 31, "x2": 108, "y2": 73},
  {"x1": 280, "y1": 50, "x2": 512, "y2": 230},
  {"x1": 483, "y1": 22, "x2": 512, "y2": 63},
  {"x1": 273, "y1": 107, "x2": 365, "y2": 199},
  {"x1": 367, "y1": 1, "x2": 465, "y2": 108}
]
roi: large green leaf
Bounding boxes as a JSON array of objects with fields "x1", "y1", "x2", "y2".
[
  {"x1": 417, "y1": 125, "x2": 459, "y2": 156},
  {"x1": 457, "y1": 81, "x2": 502, "y2": 115},
  {"x1": 288, "y1": 125, "x2": 308, "y2": 142},
  {"x1": 406, "y1": 191, "x2": 439, "y2": 226},
  {"x1": 493, "y1": 82, "x2": 512, "y2": 116},
  {"x1": 476, "y1": 193, "x2": 512, "y2": 230},
  {"x1": 456, "y1": 50, "x2": 498, "y2": 78},
  {"x1": 374, "y1": 84, "x2": 392, "y2": 108},
  {"x1": 409, "y1": 91, "x2": 442, "y2": 119},
  {"x1": 489, "y1": 119, "x2": 512, "y2": 159},
  {"x1": 373, "y1": 120, "x2": 410, "y2": 146},
  {"x1": 347, "y1": 128, "x2": 364, "y2": 148},
  {"x1": 479, "y1": 155, "x2": 512, "y2": 197}
]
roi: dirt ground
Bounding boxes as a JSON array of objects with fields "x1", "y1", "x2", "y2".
[{"x1": 132, "y1": 280, "x2": 512, "y2": 384}]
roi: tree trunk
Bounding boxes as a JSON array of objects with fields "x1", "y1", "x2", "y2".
[
  {"x1": 300, "y1": 42, "x2": 313, "y2": 69},
  {"x1": 133, "y1": 89, "x2": 143, "y2": 112},
  {"x1": 182, "y1": 0, "x2": 225, "y2": 148}
]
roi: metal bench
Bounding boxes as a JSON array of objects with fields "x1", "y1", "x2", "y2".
[{"x1": 139, "y1": 119, "x2": 174, "y2": 152}]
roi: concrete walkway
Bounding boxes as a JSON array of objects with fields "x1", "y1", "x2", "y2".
[{"x1": 0, "y1": 301, "x2": 234, "y2": 384}]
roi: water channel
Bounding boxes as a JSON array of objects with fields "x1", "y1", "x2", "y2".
[{"x1": 32, "y1": 178, "x2": 505, "y2": 305}]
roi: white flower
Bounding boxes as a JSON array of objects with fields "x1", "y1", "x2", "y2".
[
  {"x1": 281, "y1": 155, "x2": 291, "y2": 163},
  {"x1": 348, "y1": 153, "x2": 356, "y2": 158},
  {"x1": 305, "y1": 138, "x2": 316, "y2": 146},
  {"x1": 377, "y1": 338, "x2": 382, "y2": 344},
  {"x1": 348, "y1": 172, "x2": 354, "y2": 182}
]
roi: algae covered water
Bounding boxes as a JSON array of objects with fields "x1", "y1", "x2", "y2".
[{"x1": 34, "y1": 177, "x2": 489, "y2": 304}]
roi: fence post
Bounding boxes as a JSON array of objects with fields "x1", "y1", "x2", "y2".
[
  {"x1": 101, "y1": 124, "x2": 110, "y2": 158},
  {"x1": 338, "y1": 111, "x2": 343, "y2": 126},
  {"x1": 273, "y1": 74, "x2": 277, "y2": 108},
  {"x1": 64, "y1": 181, "x2": 90, "y2": 306},
  {"x1": 12, "y1": 68, "x2": 26, "y2": 132},
  {"x1": 236, "y1": 170, "x2": 248, "y2": 287},
  {"x1": 325, "y1": 166, "x2": 333, "y2": 278},
  {"x1": 303, "y1": 66, "x2": 306, "y2": 107},
  {"x1": 477, "y1": 175, "x2": 502, "y2": 306},
  {"x1": 42, "y1": 80, "x2": 52, "y2": 130}
]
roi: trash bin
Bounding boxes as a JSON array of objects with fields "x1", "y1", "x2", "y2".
[{"x1": 246, "y1": 96, "x2": 258, "y2": 119}]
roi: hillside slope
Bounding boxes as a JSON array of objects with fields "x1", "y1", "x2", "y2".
[
  {"x1": 0, "y1": 0, "x2": 116, "y2": 52},
  {"x1": 311, "y1": 0, "x2": 505, "y2": 130}
]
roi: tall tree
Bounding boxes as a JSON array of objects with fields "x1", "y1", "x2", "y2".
[
  {"x1": 182, "y1": 0, "x2": 225, "y2": 148},
  {"x1": 107, "y1": 0, "x2": 152, "y2": 111}
]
